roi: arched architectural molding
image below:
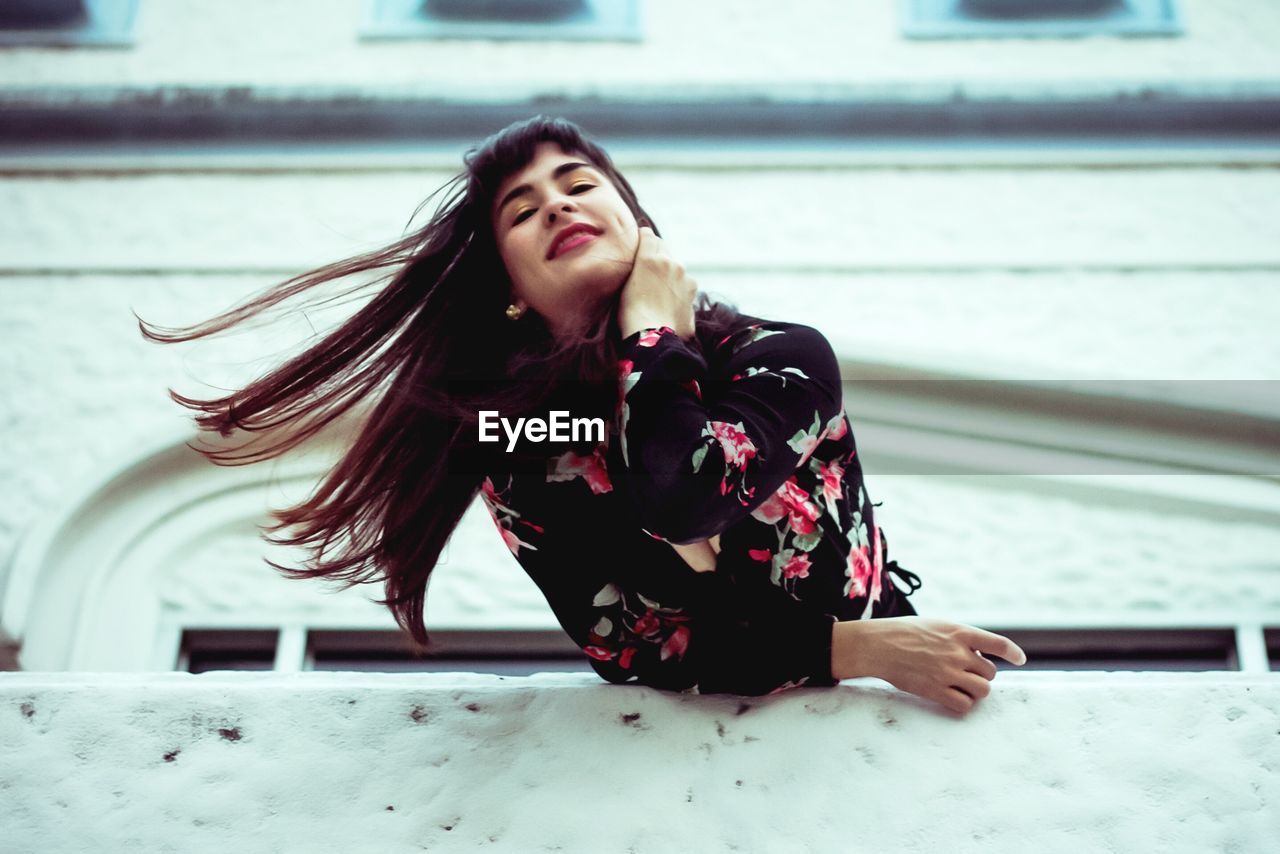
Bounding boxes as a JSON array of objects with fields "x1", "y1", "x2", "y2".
[{"x1": 0, "y1": 414, "x2": 549, "y2": 671}]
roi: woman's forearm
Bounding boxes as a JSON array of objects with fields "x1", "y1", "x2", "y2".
[{"x1": 831, "y1": 620, "x2": 881, "y2": 680}]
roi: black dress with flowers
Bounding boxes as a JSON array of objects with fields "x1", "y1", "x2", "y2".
[{"x1": 478, "y1": 320, "x2": 922, "y2": 697}]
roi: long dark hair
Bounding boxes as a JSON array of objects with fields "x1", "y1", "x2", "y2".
[{"x1": 136, "y1": 115, "x2": 762, "y2": 650}]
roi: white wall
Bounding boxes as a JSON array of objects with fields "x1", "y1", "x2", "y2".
[
  {"x1": 2, "y1": 670, "x2": 1277, "y2": 852},
  {"x1": 0, "y1": 0, "x2": 1277, "y2": 89},
  {"x1": 2, "y1": 0, "x2": 1279, "y2": 671}
]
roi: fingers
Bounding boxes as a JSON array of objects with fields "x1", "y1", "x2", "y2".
[
  {"x1": 940, "y1": 686, "x2": 975, "y2": 715},
  {"x1": 934, "y1": 671, "x2": 991, "y2": 715},
  {"x1": 936, "y1": 651, "x2": 1009, "y2": 714},
  {"x1": 966, "y1": 650, "x2": 998, "y2": 681},
  {"x1": 635, "y1": 225, "x2": 666, "y2": 264},
  {"x1": 633, "y1": 225, "x2": 652, "y2": 260},
  {"x1": 953, "y1": 670, "x2": 992, "y2": 702},
  {"x1": 962, "y1": 626, "x2": 1027, "y2": 666}
]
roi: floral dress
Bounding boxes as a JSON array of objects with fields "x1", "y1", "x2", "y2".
[{"x1": 478, "y1": 320, "x2": 922, "y2": 697}]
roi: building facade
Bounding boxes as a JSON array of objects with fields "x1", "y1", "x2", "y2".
[{"x1": 1, "y1": 0, "x2": 1278, "y2": 676}]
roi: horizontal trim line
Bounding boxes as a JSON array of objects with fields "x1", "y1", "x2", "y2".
[
  {"x1": 3, "y1": 88, "x2": 1280, "y2": 142},
  {"x1": 2, "y1": 141, "x2": 1280, "y2": 173}
]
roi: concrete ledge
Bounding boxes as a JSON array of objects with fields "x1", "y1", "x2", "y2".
[{"x1": 3, "y1": 671, "x2": 1277, "y2": 852}]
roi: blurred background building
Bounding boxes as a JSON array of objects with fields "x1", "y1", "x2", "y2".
[{"x1": 1, "y1": 0, "x2": 1278, "y2": 677}]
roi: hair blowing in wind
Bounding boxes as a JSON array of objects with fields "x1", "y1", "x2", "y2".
[{"x1": 135, "y1": 115, "x2": 759, "y2": 650}]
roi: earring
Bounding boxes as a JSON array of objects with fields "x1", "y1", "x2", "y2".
[{"x1": 505, "y1": 303, "x2": 525, "y2": 320}]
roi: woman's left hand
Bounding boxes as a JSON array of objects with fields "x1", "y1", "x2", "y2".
[
  {"x1": 618, "y1": 227, "x2": 698, "y2": 342},
  {"x1": 670, "y1": 534, "x2": 721, "y2": 573}
]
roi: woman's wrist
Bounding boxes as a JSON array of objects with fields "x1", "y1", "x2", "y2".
[
  {"x1": 619, "y1": 315, "x2": 677, "y2": 340},
  {"x1": 831, "y1": 620, "x2": 881, "y2": 680}
]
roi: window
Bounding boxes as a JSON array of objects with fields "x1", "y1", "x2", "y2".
[
  {"x1": 175, "y1": 627, "x2": 591, "y2": 676},
  {"x1": 308, "y1": 628, "x2": 591, "y2": 675},
  {"x1": 990, "y1": 628, "x2": 1240, "y2": 672},
  {"x1": 175, "y1": 626, "x2": 1266, "y2": 675},
  {"x1": 899, "y1": 0, "x2": 1183, "y2": 39},
  {"x1": 361, "y1": 0, "x2": 642, "y2": 42},
  {"x1": 1266, "y1": 628, "x2": 1280, "y2": 673},
  {"x1": 177, "y1": 629, "x2": 280, "y2": 675},
  {"x1": 0, "y1": 0, "x2": 139, "y2": 47}
]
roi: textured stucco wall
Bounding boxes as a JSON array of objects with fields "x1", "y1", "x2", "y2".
[
  {"x1": 2, "y1": 157, "x2": 1279, "y2": 656},
  {"x1": 6, "y1": 166, "x2": 1280, "y2": 273},
  {"x1": 7, "y1": 160, "x2": 1280, "y2": 635},
  {"x1": 2, "y1": 0, "x2": 1279, "y2": 668},
  {"x1": 2, "y1": 671, "x2": 1277, "y2": 852},
  {"x1": 0, "y1": 0, "x2": 1277, "y2": 89}
]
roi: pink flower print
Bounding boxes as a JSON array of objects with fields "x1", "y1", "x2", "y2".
[
  {"x1": 497, "y1": 526, "x2": 530, "y2": 556},
  {"x1": 480, "y1": 476, "x2": 540, "y2": 556},
  {"x1": 708, "y1": 421, "x2": 757, "y2": 470},
  {"x1": 747, "y1": 548, "x2": 772, "y2": 563},
  {"x1": 547, "y1": 445, "x2": 613, "y2": 494},
  {"x1": 781, "y1": 551, "x2": 812, "y2": 580},
  {"x1": 728, "y1": 325, "x2": 782, "y2": 356},
  {"x1": 637, "y1": 327, "x2": 674, "y2": 347},
  {"x1": 584, "y1": 645, "x2": 613, "y2": 661},
  {"x1": 692, "y1": 421, "x2": 759, "y2": 499},
  {"x1": 826, "y1": 410, "x2": 848, "y2": 442},
  {"x1": 866, "y1": 524, "x2": 884, "y2": 607},
  {"x1": 717, "y1": 328, "x2": 741, "y2": 348},
  {"x1": 661, "y1": 629, "x2": 689, "y2": 662},
  {"x1": 481, "y1": 476, "x2": 501, "y2": 506},
  {"x1": 788, "y1": 411, "x2": 826, "y2": 467},
  {"x1": 618, "y1": 646, "x2": 637, "y2": 669},
  {"x1": 682, "y1": 378, "x2": 702, "y2": 400},
  {"x1": 766, "y1": 677, "x2": 810, "y2": 696},
  {"x1": 843, "y1": 544, "x2": 873, "y2": 600},
  {"x1": 718, "y1": 323, "x2": 761, "y2": 350},
  {"x1": 634, "y1": 609, "x2": 661, "y2": 639},
  {"x1": 661, "y1": 625, "x2": 690, "y2": 662},
  {"x1": 617, "y1": 358, "x2": 634, "y2": 379},
  {"x1": 816, "y1": 458, "x2": 845, "y2": 512},
  {"x1": 751, "y1": 476, "x2": 821, "y2": 535}
]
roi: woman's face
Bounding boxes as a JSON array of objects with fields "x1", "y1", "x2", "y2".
[{"x1": 490, "y1": 141, "x2": 641, "y2": 338}]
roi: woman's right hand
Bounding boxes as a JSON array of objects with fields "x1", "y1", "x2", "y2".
[{"x1": 833, "y1": 617, "x2": 1027, "y2": 715}]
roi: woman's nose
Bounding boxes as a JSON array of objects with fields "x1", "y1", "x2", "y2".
[{"x1": 545, "y1": 197, "x2": 577, "y2": 223}]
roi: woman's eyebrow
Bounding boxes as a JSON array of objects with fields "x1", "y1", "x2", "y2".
[{"x1": 495, "y1": 161, "x2": 596, "y2": 219}]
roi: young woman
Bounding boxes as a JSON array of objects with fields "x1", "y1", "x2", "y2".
[{"x1": 138, "y1": 115, "x2": 1025, "y2": 712}]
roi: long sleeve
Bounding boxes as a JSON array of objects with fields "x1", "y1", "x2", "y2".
[
  {"x1": 616, "y1": 322, "x2": 847, "y2": 546},
  {"x1": 478, "y1": 472, "x2": 837, "y2": 696},
  {"x1": 479, "y1": 472, "x2": 699, "y2": 692}
]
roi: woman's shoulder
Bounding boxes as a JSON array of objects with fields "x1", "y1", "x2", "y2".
[{"x1": 706, "y1": 316, "x2": 830, "y2": 360}]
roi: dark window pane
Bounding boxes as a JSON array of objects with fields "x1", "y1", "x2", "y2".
[
  {"x1": 306, "y1": 628, "x2": 588, "y2": 674},
  {"x1": 0, "y1": 0, "x2": 87, "y2": 27},
  {"x1": 424, "y1": 0, "x2": 586, "y2": 23},
  {"x1": 959, "y1": 0, "x2": 1121, "y2": 19},
  {"x1": 311, "y1": 656, "x2": 591, "y2": 675},
  {"x1": 990, "y1": 628, "x2": 1238, "y2": 672},
  {"x1": 1265, "y1": 628, "x2": 1280, "y2": 672},
  {"x1": 178, "y1": 629, "x2": 279, "y2": 674}
]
